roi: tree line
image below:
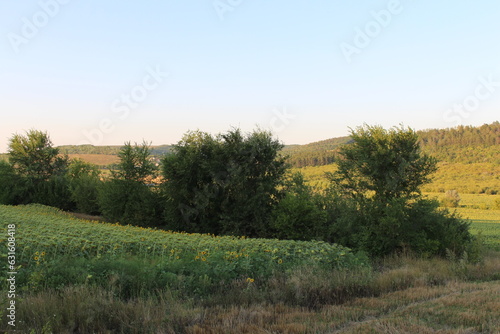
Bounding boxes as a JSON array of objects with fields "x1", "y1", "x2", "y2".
[{"x1": 0, "y1": 126, "x2": 474, "y2": 257}]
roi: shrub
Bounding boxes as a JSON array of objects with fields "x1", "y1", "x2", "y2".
[
  {"x1": 270, "y1": 172, "x2": 327, "y2": 240},
  {"x1": 440, "y1": 190, "x2": 461, "y2": 208},
  {"x1": 98, "y1": 179, "x2": 162, "y2": 226}
]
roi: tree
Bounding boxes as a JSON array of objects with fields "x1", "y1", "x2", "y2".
[
  {"x1": 2, "y1": 130, "x2": 74, "y2": 210},
  {"x1": 66, "y1": 159, "x2": 102, "y2": 215},
  {"x1": 270, "y1": 172, "x2": 327, "y2": 240},
  {"x1": 0, "y1": 161, "x2": 26, "y2": 204},
  {"x1": 329, "y1": 125, "x2": 437, "y2": 202},
  {"x1": 8, "y1": 129, "x2": 68, "y2": 182},
  {"x1": 327, "y1": 125, "x2": 472, "y2": 257},
  {"x1": 98, "y1": 142, "x2": 161, "y2": 226},
  {"x1": 162, "y1": 128, "x2": 287, "y2": 237},
  {"x1": 112, "y1": 141, "x2": 157, "y2": 182}
]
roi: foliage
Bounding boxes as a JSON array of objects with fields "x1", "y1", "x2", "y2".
[
  {"x1": 326, "y1": 125, "x2": 472, "y2": 257},
  {"x1": 0, "y1": 161, "x2": 26, "y2": 205},
  {"x1": 328, "y1": 125, "x2": 437, "y2": 202},
  {"x1": 98, "y1": 179, "x2": 162, "y2": 226},
  {"x1": 270, "y1": 172, "x2": 327, "y2": 240},
  {"x1": 282, "y1": 121, "x2": 500, "y2": 168},
  {"x1": 418, "y1": 121, "x2": 500, "y2": 164},
  {"x1": 162, "y1": 129, "x2": 288, "y2": 237},
  {"x1": 8, "y1": 129, "x2": 68, "y2": 182},
  {"x1": 440, "y1": 190, "x2": 461, "y2": 208},
  {"x1": 66, "y1": 159, "x2": 102, "y2": 215},
  {"x1": 282, "y1": 136, "x2": 351, "y2": 168},
  {"x1": 97, "y1": 142, "x2": 162, "y2": 226},
  {"x1": 113, "y1": 141, "x2": 157, "y2": 182},
  {"x1": 1, "y1": 130, "x2": 75, "y2": 211}
]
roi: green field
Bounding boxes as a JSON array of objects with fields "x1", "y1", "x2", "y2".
[
  {"x1": 293, "y1": 163, "x2": 500, "y2": 195},
  {"x1": 0, "y1": 204, "x2": 362, "y2": 276},
  {"x1": 1, "y1": 204, "x2": 499, "y2": 333}
]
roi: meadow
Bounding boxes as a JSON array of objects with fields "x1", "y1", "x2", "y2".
[
  {"x1": 1, "y1": 203, "x2": 499, "y2": 333},
  {"x1": 293, "y1": 163, "x2": 500, "y2": 195}
]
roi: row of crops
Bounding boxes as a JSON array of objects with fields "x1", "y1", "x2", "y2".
[{"x1": 0, "y1": 204, "x2": 367, "y2": 277}]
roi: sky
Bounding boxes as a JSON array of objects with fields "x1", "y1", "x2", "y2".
[{"x1": 1, "y1": 1, "x2": 499, "y2": 152}]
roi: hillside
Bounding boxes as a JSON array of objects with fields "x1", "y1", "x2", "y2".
[
  {"x1": 285, "y1": 122, "x2": 500, "y2": 167},
  {"x1": 53, "y1": 122, "x2": 500, "y2": 168},
  {"x1": 59, "y1": 144, "x2": 173, "y2": 156},
  {"x1": 418, "y1": 122, "x2": 500, "y2": 164}
]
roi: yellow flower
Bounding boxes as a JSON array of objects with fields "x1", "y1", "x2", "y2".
[
  {"x1": 34, "y1": 256, "x2": 39, "y2": 261},
  {"x1": 41, "y1": 252, "x2": 46, "y2": 256},
  {"x1": 246, "y1": 278, "x2": 254, "y2": 283},
  {"x1": 277, "y1": 259, "x2": 283, "y2": 264}
]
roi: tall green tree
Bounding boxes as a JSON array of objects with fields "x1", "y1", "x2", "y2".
[
  {"x1": 162, "y1": 128, "x2": 287, "y2": 237},
  {"x1": 66, "y1": 159, "x2": 102, "y2": 215},
  {"x1": 98, "y1": 141, "x2": 161, "y2": 226},
  {"x1": 327, "y1": 125, "x2": 471, "y2": 257},
  {"x1": 1, "y1": 130, "x2": 74, "y2": 209},
  {"x1": 113, "y1": 141, "x2": 157, "y2": 182},
  {"x1": 329, "y1": 125, "x2": 437, "y2": 202},
  {"x1": 8, "y1": 129, "x2": 68, "y2": 182}
]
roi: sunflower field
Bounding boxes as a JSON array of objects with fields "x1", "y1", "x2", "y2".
[{"x1": 0, "y1": 204, "x2": 368, "y2": 297}]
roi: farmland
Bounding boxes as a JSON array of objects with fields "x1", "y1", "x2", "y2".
[
  {"x1": 0, "y1": 204, "x2": 362, "y2": 271},
  {"x1": 1, "y1": 203, "x2": 500, "y2": 333}
]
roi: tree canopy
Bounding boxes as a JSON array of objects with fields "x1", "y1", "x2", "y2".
[
  {"x1": 162, "y1": 129, "x2": 287, "y2": 237},
  {"x1": 8, "y1": 129, "x2": 68, "y2": 181}
]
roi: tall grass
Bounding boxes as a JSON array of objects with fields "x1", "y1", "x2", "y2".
[{"x1": 2, "y1": 251, "x2": 499, "y2": 333}]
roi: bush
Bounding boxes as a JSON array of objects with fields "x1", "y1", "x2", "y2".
[
  {"x1": 98, "y1": 179, "x2": 162, "y2": 226},
  {"x1": 0, "y1": 161, "x2": 27, "y2": 205},
  {"x1": 30, "y1": 176, "x2": 76, "y2": 211},
  {"x1": 270, "y1": 172, "x2": 327, "y2": 240},
  {"x1": 440, "y1": 190, "x2": 461, "y2": 208},
  {"x1": 66, "y1": 159, "x2": 102, "y2": 215}
]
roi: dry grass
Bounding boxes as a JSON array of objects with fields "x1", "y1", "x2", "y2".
[
  {"x1": 67, "y1": 154, "x2": 120, "y2": 166},
  {"x1": 3, "y1": 252, "x2": 499, "y2": 333}
]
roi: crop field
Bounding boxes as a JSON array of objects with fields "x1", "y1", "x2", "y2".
[
  {"x1": 0, "y1": 204, "x2": 363, "y2": 277},
  {"x1": 1, "y1": 204, "x2": 499, "y2": 333},
  {"x1": 66, "y1": 153, "x2": 120, "y2": 166}
]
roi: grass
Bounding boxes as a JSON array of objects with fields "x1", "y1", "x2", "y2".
[
  {"x1": 292, "y1": 163, "x2": 500, "y2": 195},
  {"x1": 67, "y1": 153, "x2": 120, "y2": 166},
  {"x1": 2, "y1": 252, "x2": 499, "y2": 333},
  {"x1": 1, "y1": 198, "x2": 499, "y2": 332},
  {"x1": 0, "y1": 205, "x2": 500, "y2": 333}
]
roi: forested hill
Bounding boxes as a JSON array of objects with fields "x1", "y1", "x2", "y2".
[
  {"x1": 284, "y1": 122, "x2": 500, "y2": 167},
  {"x1": 58, "y1": 144, "x2": 173, "y2": 156},
  {"x1": 417, "y1": 122, "x2": 500, "y2": 164},
  {"x1": 282, "y1": 136, "x2": 352, "y2": 167},
  {"x1": 55, "y1": 122, "x2": 500, "y2": 167}
]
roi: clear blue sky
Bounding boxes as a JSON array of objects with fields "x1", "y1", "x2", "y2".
[{"x1": 1, "y1": 1, "x2": 499, "y2": 152}]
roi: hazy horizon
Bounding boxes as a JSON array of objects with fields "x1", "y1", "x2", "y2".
[{"x1": 2, "y1": 1, "x2": 499, "y2": 153}]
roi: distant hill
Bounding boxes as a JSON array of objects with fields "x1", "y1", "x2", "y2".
[
  {"x1": 285, "y1": 122, "x2": 500, "y2": 167},
  {"x1": 55, "y1": 122, "x2": 500, "y2": 167},
  {"x1": 282, "y1": 136, "x2": 352, "y2": 167},
  {"x1": 58, "y1": 144, "x2": 173, "y2": 156},
  {"x1": 417, "y1": 122, "x2": 500, "y2": 164}
]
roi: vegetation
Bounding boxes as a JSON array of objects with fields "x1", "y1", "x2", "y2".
[
  {"x1": 98, "y1": 142, "x2": 162, "y2": 226},
  {"x1": 324, "y1": 125, "x2": 472, "y2": 257},
  {"x1": 0, "y1": 122, "x2": 498, "y2": 332},
  {"x1": 0, "y1": 204, "x2": 498, "y2": 333},
  {"x1": 162, "y1": 129, "x2": 288, "y2": 237},
  {"x1": 418, "y1": 121, "x2": 500, "y2": 164},
  {"x1": 66, "y1": 159, "x2": 101, "y2": 215}
]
